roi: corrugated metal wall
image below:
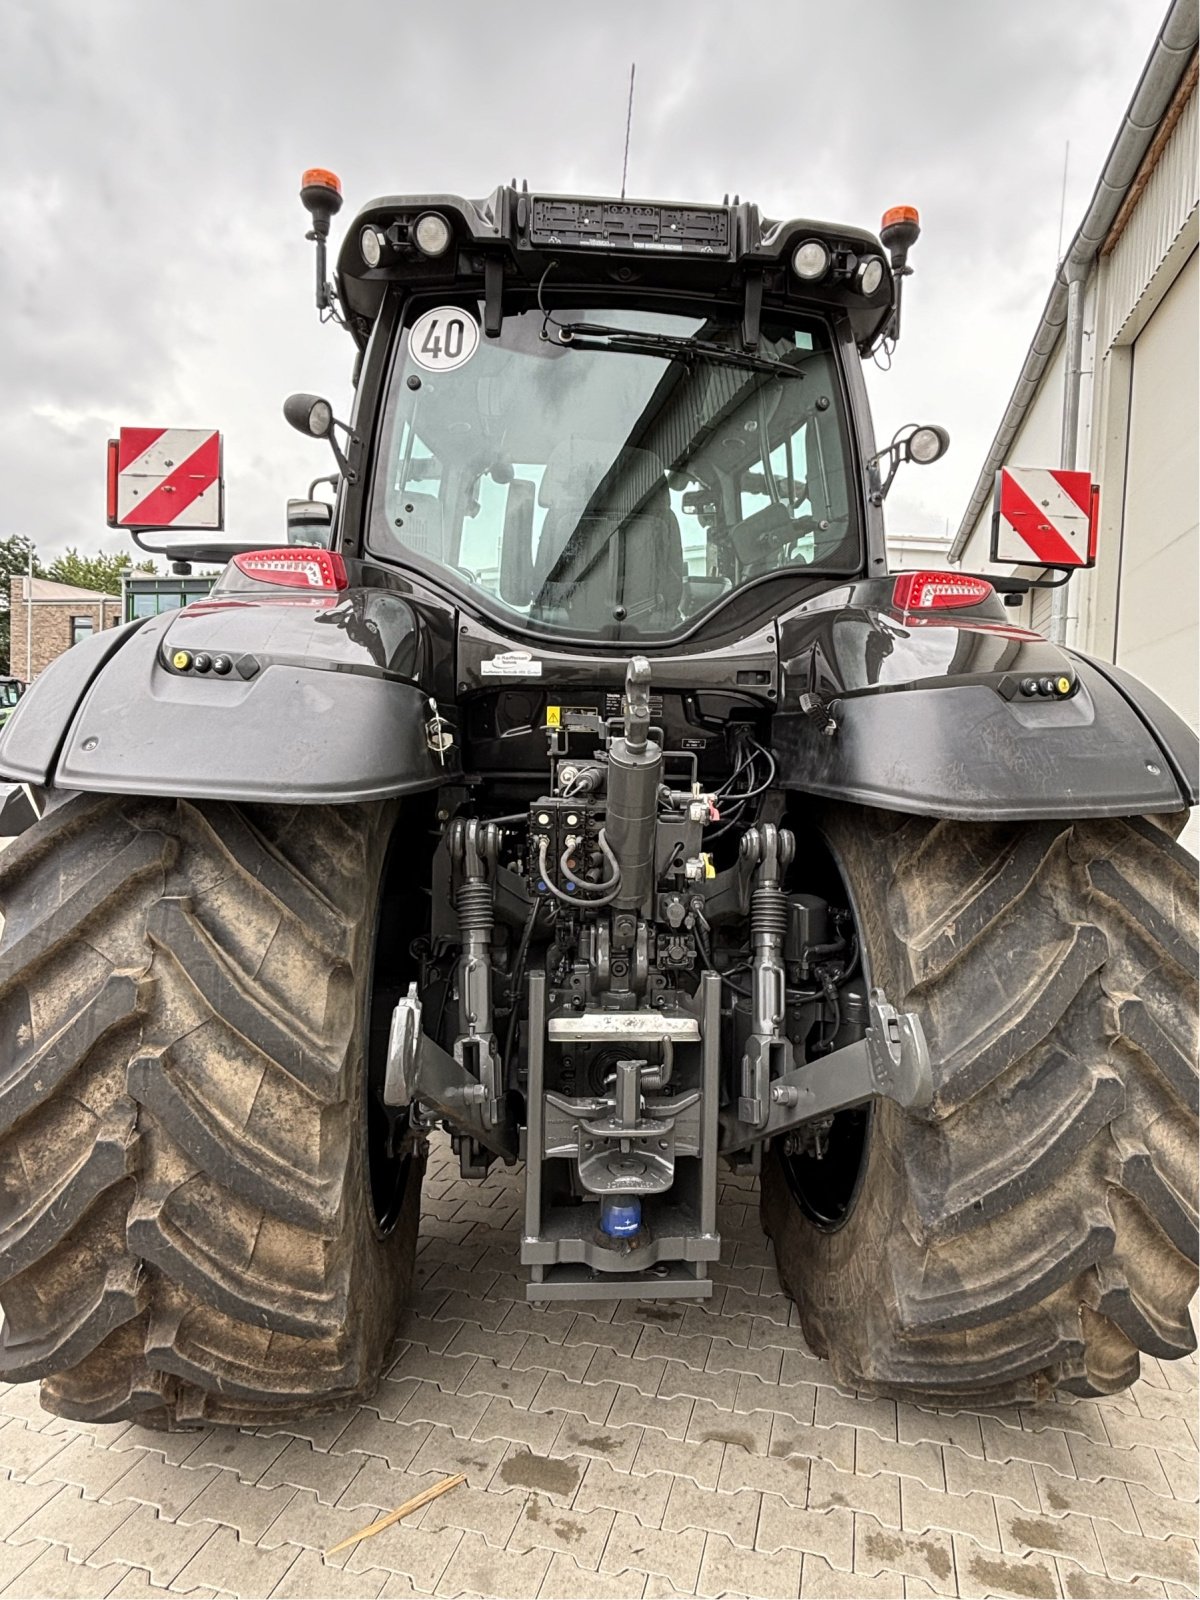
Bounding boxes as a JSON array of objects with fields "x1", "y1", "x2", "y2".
[{"x1": 1100, "y1": 88, "x2": 1198, "y2": 354}]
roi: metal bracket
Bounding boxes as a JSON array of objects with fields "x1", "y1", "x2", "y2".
[
  {"x1": 384, "y1": 989, "x2": 517, "y2": 1163},
  {"x1": 720, "y1": 986, "x2": 932, "y2": 1152}
]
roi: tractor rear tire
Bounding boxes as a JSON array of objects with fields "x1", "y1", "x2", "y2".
[
  {"x1": 0, "y1": 793, "x2": 423, "y2": 1427},
  {"x1": 762, "y1": 805, "x2": 1198, "y2": 1404}
]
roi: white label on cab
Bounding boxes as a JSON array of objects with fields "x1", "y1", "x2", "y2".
[{"x1": 408, "y1": 307, "x2": 480, "y2": 373}]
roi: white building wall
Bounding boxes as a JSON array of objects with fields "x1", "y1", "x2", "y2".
[{"x1": 954, "y1": 73, "x2": 1198, "y2": 851}]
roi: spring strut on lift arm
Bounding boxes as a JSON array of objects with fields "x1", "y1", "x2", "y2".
[
  {"x1": 739, "y1": 822, "x2": 796, "y2": 1128},
  {"x1": 447, "y1": 819, "x2": 504, "y2": 1130}
]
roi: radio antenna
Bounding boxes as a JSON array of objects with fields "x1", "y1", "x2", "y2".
[{"x1": 620, "y1": 62, "x2": 636, "y2": 199}]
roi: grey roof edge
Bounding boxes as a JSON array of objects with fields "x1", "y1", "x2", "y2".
[{"x1": 949, "y1": 0, "x2": 1198, "y2": 561}]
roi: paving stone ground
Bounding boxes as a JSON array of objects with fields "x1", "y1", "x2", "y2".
[{"x1": 0, "y1": 1134, "x2": 1196, "y2": 1600}]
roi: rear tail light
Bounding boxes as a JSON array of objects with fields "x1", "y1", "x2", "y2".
[
  {"x1": 892, "y1": 570, "x2": 993, "y2": 613},
  {"x1": 232, "y1": 549, "x2": 348, "y2": 590}
]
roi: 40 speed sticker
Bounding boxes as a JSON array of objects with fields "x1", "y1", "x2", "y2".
[{"x1": 408, "y1": 306, "x2": 480, "y2": 373}]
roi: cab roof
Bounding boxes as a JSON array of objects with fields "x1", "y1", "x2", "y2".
[{"x1": 334, "y1": 185, "x2": 894, "y2": 355}]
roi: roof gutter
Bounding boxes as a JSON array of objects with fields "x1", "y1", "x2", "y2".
[{"x1": 949, "y1": 0, "x2": 1198, "y2": 562}]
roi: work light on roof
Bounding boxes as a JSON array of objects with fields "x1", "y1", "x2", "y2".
[
  {"x1": 791, "y1": 239, "x2": 829, "y2": 280},
  {"x1": 360, "y1": 226, "x2": 385, "y2": 269},
  {"x1": 857, "y1": 257, "x2": 885, "y2": 297},
  {"x1": 413, "y1": 212, "x2": 452, "y2": 256}
]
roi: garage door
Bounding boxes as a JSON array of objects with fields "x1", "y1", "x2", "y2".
[{"x1": 1116, "y1": 249, "x2": 1198, "y2": 851}]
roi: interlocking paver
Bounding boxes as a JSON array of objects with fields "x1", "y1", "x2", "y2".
[
  {"x1": 815, "y1": 1387, "x2": 897, "y2": 1441},
  {"x1": 440, "y1": 1529, "x2": 550, "y2": 1598},
  {"x1": 0, "y1": 1134, "x2": 1194, "y2": 1600},
  {"x1": 901, "y1": 1478, "x2": 1001, "y2": 1550},
  {"x1": 28, "y1": 1437, "x2": 138, "y2": 1502},
  {"x1": 506, "y1": 1495, "x2": 614, "y2": 1566},
  {"x1": 403, "y1": 1424, "x2": 508, "y2": 1491},
  {"x1": 687, "y1": 1397, "x2": 771, "y2": 1456},
  {"x1": 854, "y1": 1517, "x2": 956, "y2": 1596},
  {"x1": 703, "y1": 1530, "x2": 803, "y2": 1598},
  {"x1": 609, "y1": 1386, "x2": 692, "y2": 1441},
  {"x1": 586, "y1": 1346, "x2": 664, "y2": 1396},
  {"x1": 9, "y1": 1484, "x2": 137, "y2": 1564},
  {"x1": 943, "y1": 1445, "x2": 1040, "y2": 1512},
  {"x1": 511, "y1": 1332, "x2": 593, "y2": 1381},
  {"x1": 266, "y1": 1548, "x2": 389, "y2": 1598},
  {"x1": 549, "y1": 1417, "x2": 644, "y2": 1476},
  {"x1": 1, "y1": 1544, "x2": 128, "y2": 1599},
  {"x1": 0, "y1": 1420, "x2": 73, "y2": 1482},
  {"x1": 761, "y1": 1497, "x2": 853, "y2": 1568},
  {"x1": 663, "y1": 1477, "x2": 760, "y2": 1549},
  {"x1": 735, "y1": 1371, "x2": 816, "y2": 1426},
  {"x1": 1033, "y1": 1464, "x2": 1139, "y2": 1532},
  {"x1": 472, "y1": 1394, "x2": 566, "y2": 1453},
  {"x1": 1065, "y1": 1432, "x2": 1174, "y2": 1494},
  {"x1": 1093, "y1": 1518, "x2": 1200, "y2": 1588},
  {"x1": 0, "y1": 1477, "x2": 69, "y2": 1541},
  {"x1": 532, "y1": 1370, "x2": 616, "y2": 1425},
  {"x1": 574, "y1": 1459, "x2": 672, "y2": 1526},
  {"x1": 175, "y1": 1473, "x2": 297, "y2": 1544},
  {"x1": 995, "y1": 1497, "x2": 1107, "y2": 1576},
  {"x1": 173, "y1": 1527, "x2": 300, "y2": 1599},
  {"x1": 1056, "y1": 1557, "x2": 1169, "y2": 1598},
  {"x1": 808, "y1": 1458, "x2": 901, "y2": 1528},
  {"x1": 341, "y1": 1521, "x2": 462, "y2": 1587},
  {"x1": 980, "y1": 1416, "x2": 1077, "y2": 1477},
  {"x1": 332, "y1": 1458, "x2": 432, "y2": 1517},
  {"x1": 259, "y1": 1486, "x2": 386, "y2": 1560},
  {"x1": 539, "y1": 1550, "x2": 648, "y2": 1598},
  {"x1": 88, "y1": 1504, "x2": 212, "y2": 1589},
  {"x1": 800, "y1": 1551, "x2": 903, "y2": 1596},
  {"x1": 327, "y1": 1412, "x2": 430, "y2": 1474},
  {"x1": 707, "y1": 1337, "x2": 783, "y2": 1385},
  {"x1": 454, "y1": 1357, "x2": 543, "y2": 1408},
  {"x1": 418, "y1": 1480, "x2": 526, "y2": 1547},
  {"x1": 951, "y1": 1536, "x2": 1062, "y2": 1599},
  {"x1": 257, "y1": 1439, "x2": 362, "y2": 1507},
  {"x1": 719, "y1": 1441, "x2": 809, "y2": 1504},
  {"x1": 656, "y1": 1361, "x2": 733, "y2": 1408},
  {"x1": 856, "y1": 1431, "x2": 945, "y2": 1493},
  {"x1": 177, "y1": 1431, "x2": 289, "y2": 1488},
  {"x1": 600, "y1": 1513, "x2": 705, "y2": 1592}
]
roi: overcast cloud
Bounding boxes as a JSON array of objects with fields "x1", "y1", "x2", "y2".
[{"x1": 2, "y1": 0, "x2": 1160, "y2": 561}]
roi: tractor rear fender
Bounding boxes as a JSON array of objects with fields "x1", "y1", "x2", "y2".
[
  {"x1": 776, "y1": 584, "x2": 1198, "y2": 821},
  {"x1": 0, "y1": 588, "x2": 459, "y2": 805}
]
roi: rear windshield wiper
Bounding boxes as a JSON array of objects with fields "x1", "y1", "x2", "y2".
[{"x1": 546, "y1": 321, "x2": 805, "y2": 378}]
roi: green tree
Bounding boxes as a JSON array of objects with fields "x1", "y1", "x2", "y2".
[
  {"x1": 46, "y1": 548, "x2": 155, "y2": 596},
  {"x1": 0, "y1": 536, "x2": 46, "y2": 675}
]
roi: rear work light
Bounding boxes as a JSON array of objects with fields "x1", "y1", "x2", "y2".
[
  {"x1": 892, "y1": 570, "x2": 994, "y2": 612},
  {"x1": 232, "y1": 548, "x2": 348, "y2": 591}
]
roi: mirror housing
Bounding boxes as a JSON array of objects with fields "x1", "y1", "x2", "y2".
[{"x1": 287, "y1": 499, "x2": 334, "y2": 548}]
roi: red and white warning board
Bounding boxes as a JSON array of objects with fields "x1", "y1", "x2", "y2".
[
  {"x1": 990, "y1": 466, "x2": 1097, "y2": 569},
  {"x1": 107, "y1": 428, "x2": 224, "y2": 530}
]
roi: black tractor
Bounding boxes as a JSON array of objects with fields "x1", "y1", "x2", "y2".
[{"x1": 0, "y1": 173, "x2": 1194, "y2": 1428}]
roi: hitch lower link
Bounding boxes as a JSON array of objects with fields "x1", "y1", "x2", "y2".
[
  {"x1": 382, "y1": 819, "x2": 517, "y2": 1168},
  {"x1": 724, "y1": 987, "x2": 933, "y2": 1152},
  {"x1": 729, "y1": 820, "x2": 931, "y2": 1147}
]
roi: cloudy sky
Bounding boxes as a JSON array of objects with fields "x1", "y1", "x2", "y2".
[{"x1": 2, "y1": 0, "x2": 1163, "y2": 563}]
